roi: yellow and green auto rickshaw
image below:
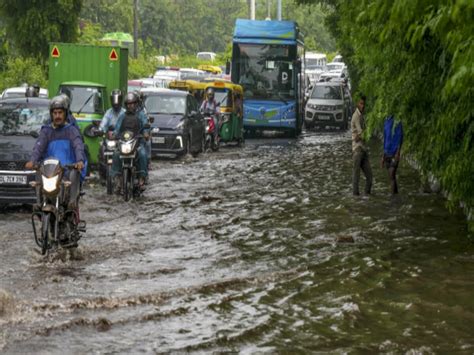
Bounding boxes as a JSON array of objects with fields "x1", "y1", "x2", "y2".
[
  {"x1": 204, "y1": 81, "x2": 244, "y2": 146},
  {"x1": 168, "y1": 79, "x2": 207, "y2": 103}
]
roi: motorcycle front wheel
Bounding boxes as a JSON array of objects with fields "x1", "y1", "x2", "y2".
[
  {"x1": 41, "y1": 213, "x2": 52, "y2": 255},
  {"x1": 123, "y1": 168, "x2": 131, "y2": 202},
  {"x1": 106, "y1": 165, "x2": 113, "y2": 195}
]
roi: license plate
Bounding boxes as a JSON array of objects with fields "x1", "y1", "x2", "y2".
[
  {"x1": 317, "y1": 115, "x2": 331, "y2": 120},
  {"x1": 152, "y1": 137, "x2": 165, "y2": 144},
  {"x1": 0, "y1": 175, "x2": 27, "y2": 185}
]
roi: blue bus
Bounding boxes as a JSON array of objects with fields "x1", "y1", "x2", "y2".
[{"x1": 231, "y1": 19, "x2": 305, "y2": 136}]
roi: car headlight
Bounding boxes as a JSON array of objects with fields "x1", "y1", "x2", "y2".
[
  {"x1": 307, "y1": 104, "x2": 317, "y2": 109},
  {"x1": 176, "y1": 121, "x2": 184, "y2": 130},
  {"x1": 42, "y1": 175, "x2": 59, "y2": 193},
  {"x1": 121, "y1": 142, "x2": 133, "y2": 154},
  {"x1": 106, "y1": 140, "x2": 116, "y2": 149}
]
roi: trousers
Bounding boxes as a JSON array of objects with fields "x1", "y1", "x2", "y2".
[{"x1": 352, "y1": 148, "x2": 373, "y2": 195}]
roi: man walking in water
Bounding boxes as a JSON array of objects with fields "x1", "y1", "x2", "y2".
[
  {"x1": 381, "y1": 115, "x2": 403, "y2": 194},
  {"x1": 351, "y1": 95, "x2": 372, "y2": 195}
]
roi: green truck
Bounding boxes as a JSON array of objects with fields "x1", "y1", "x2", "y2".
[{"x1": 48, "y1": 43, "x2": 128, "y2": 165}]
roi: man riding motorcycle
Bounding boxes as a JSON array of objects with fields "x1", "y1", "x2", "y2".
[
  {"x1": 100, "y1": 89, "x2": 125, "y2": 133},
  {"x1": 25, "y1": 95, "x2": 86, "y2": 209},
  {"x1": 200, "y1": 87, "x2": 220, "y2": 141},
  {"x1": 110, "y1": 92, "x2": 150, "y2": 191}
]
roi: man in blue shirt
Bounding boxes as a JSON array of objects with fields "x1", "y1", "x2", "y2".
[
  {"x1": 100, "y1": 89, "x2": 125, "y2": 133},
  {"x1": 381, "y1": 115, "x2": 403, "y2": 194},
  {"x1": 25, "y1": 96, "x2": 86, "y2": 208}
]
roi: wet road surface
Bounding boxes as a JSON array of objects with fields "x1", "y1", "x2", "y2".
[{"x1": 1, "y1": 130, "x2": 473, "y2": 353}]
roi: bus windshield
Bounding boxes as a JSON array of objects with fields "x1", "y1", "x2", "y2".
[{"x1": 235, "y1": 44, "x2": 295, "y2": 100}]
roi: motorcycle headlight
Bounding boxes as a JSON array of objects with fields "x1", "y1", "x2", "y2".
[
  {"x1": 42, "y1": 175, "x2": 59, "y2": 193},
  {"x1": 106, "y1": 140, "x2": 116, "y2": 149},
  {"x1": 121, "y1": 142, "x2": 133, "y2": 154}
]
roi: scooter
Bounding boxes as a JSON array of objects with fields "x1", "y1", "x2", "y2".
[
  {"x1": 30, "y1": 159, "x2": 86, "y2": 255},
  {"x1": 99, "y1": 126, "x2": 116, "y2": 195}
]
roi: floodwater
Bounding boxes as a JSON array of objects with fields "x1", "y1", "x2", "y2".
[{"x1": 1, "y1": 130, "x2": 473, "y2": 353}]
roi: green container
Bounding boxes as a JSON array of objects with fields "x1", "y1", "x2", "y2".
[{"x1": 48, "y1": 43, "x2": 128, "y2": 165}]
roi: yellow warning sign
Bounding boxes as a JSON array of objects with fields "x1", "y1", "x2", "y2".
[
  {"x1": 51, "y1": 46, "x2": 60, "y2": 58},
  {"x1": 109, "y1": 48, "x2": 118, "y2": 61}
]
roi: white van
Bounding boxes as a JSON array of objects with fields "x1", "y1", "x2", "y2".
[
  {"x1": 196, "y1": 52, "x2": 216, "y2": 62},
  {"x1": 305, "y1": 52, "x2": 327, "y2": 69}
]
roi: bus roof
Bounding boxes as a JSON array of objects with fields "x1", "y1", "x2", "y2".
[{"x1": 233, "y1": 19, "x2": 303, "y2": 45}]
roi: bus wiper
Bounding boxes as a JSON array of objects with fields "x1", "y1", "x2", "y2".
[
  {"x1": 277, "y1": 93, "x2": 288, "y2": 105},
  {"x1": 77, "y1": 93, "x2": 95, "y2": 115}
]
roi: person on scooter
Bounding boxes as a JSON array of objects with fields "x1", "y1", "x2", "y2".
[
  {"x1": 135, "y1": 90, "x2": 152, "y2": 171},
  {"x1": 200, "y1": 88, "x2": 220, "y2": 140},
  {"x1": 111, "y1": 92, "x2": 150, "y2": 191},
  {"x1": 25, "y1": 96, "x2": 86, "y2": 209}
]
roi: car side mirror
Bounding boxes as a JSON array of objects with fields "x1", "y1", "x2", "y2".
[{"x1": 148, "y1": 116, "x2": 155, "y2": 124}]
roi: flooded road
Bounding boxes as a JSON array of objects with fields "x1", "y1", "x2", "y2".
[{"x1": 1, "y1": 130, "x2": 473, "y2": 353}]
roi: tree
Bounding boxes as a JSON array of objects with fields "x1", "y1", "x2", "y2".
[{"x1": 0, "y1": 0, "x2": 82, "y2": 61}]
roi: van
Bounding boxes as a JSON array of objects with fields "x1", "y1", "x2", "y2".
[{"x1": 196, "y1": 52, "x2": 216, "y2": 62}]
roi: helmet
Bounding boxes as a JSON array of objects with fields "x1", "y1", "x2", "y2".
[
  {"x1": 59, "y1": 93, "x2": 71, "y2": 110},
  {"x1": 25, "y1": 86, "x2": 39, "y2": 97},
  {"x1": 206, "y1": 87, "x2": 215, "y2": 99},
  {"x1": 110, "y1": 89, "x2": 123, "y2": 109},
  {"x1": 124, "y1": 92, "x2": 138, "y2": 113},
  {"x1": 49, "y1": 95, "x2": 68, "y2": 112}
]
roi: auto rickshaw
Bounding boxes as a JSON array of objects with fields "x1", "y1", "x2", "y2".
[
  {"x1": 204, "y1": 81, "x2": 244, "y2": 146},
  {"x1": 168, "y1": 79, "x2": 207, "y2": 103},
  {"x1": 198, "y1": 64, "x2": 222, "y2": 75}
]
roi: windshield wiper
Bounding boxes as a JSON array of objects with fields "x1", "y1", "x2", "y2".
[
  {"x1": 76, "y1": 93, "x2": 95, "y2": 115},
  {"x1": 277, "y1": 93, "x2": 288, "y2": 105}
]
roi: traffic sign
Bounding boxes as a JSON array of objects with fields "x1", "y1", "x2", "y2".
[
  {"x1": 51, "y1": 46, "x2": 60, "y2": 58},
  {"x1": 109, "y1": 48, "x2": 118, "y2": 61}
]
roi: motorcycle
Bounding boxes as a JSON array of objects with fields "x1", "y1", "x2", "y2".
[
  {"x1": 117, "y1": 129, "x2": 149, "y2": 201},
  {"x1": 202, "y1": 108, "x2": 219, "y2": 151},
  {"x1": 30, "y1": 159, "x2": 86, "y2": 255},
  {"x1": 99, "y1": 126, "x2": 116, "y2": 195}
]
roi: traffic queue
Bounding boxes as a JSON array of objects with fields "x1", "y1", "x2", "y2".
[{"x1": 0, "y1": 43, "x2": 244, "y2": 256}]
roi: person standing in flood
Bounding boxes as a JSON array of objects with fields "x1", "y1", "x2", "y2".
[
  {"x1": 381, "y1": 115, "x2": 403, "y2": 194},
  {"x1": 351, "y1": 95, "x2": 373, "y2": 195}
]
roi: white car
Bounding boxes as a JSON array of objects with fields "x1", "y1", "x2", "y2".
[
  {"x1": 305, "y1": 82, "x2": 348, "y2": 130},
  {"x1": 1, "y1": 86, "x2": 48, "y2": 99}
]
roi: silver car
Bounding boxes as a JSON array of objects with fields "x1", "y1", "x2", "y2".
[{"x1": 305, "y1": 82, "x2": 348, "y2": 130}]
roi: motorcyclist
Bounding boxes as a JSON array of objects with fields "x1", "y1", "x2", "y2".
[
  {"x1": 99, "y1": 89, "x2": 125, "y2": 133},
  {"x1": 25, "y1": 84, "x2": 40, "y2": 98},
  {"x1": 25, "y1": 95, "x2": 86, "y2": 209},
  {"x1": 135, "y1": 90, "x2": 152, "y2": 170},
  {"x1": 111, "y1": 92, "x2": 150, "y2": 190},
  {"x1": 200, "y1": 88, "x2": 220, "y2": 140}
]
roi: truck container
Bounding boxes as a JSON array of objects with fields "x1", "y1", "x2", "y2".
[{"x1": 48, "y1": 43, "x2": 128, "y2": 165}]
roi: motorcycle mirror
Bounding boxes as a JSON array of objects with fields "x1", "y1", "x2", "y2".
[
  {"x1": 149, "y1": 116, "x2": 155, "y2": 124},
  {"x1": 83, "y1": 124, "x2": 98, "y2": 138}
]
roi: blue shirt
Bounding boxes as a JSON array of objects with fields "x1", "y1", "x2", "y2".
[
  {"x1": 383, "y1": 115, "x2": 403, "y2": 156},
  {"x1": 100, "y1": 107, "x2": 125, "y2": 132}
]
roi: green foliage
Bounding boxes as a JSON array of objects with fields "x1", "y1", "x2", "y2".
[
  {"x1": 0, "y1": 0, "x2": 82, "y2": 61},
  {"x1": 299, "y1": 0, "x2": 474, "y2": 231},
  {"x1": 78, "y1": 21, "x2": 104, "y2": 45},
  {"x1": 0, "y1": 56, "x2": 47, "y2": 91},
  {"x1": 80, "y1": 0, "x2": 132, "y2": 34}
]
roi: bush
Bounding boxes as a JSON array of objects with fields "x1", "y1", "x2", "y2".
[{"x1": 0, "y1": 56, "x2": 47, "y2": 91}]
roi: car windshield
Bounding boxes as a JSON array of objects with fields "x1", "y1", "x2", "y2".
[
  {"x1": 0, "y1": 103, "x2": 49, "y2": 135},
  {"x1": 326, "y1": 63, "x2": 343, "y2": 71},
  {"x1": 144, "y1": 95, "x2": 186, "y2": 115},
  {"x1": 311, "y1": 86, "x2": 342, "y2": 100},
  {"x1": 60, "y1": 86, "x2": 103, "y2": 114},
  {"x1": 213, "y1": 89, "x2": 232, "y2": 107},
  {"x1": 3, "y1": 92, "x2": 26, "y2": 99}
]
